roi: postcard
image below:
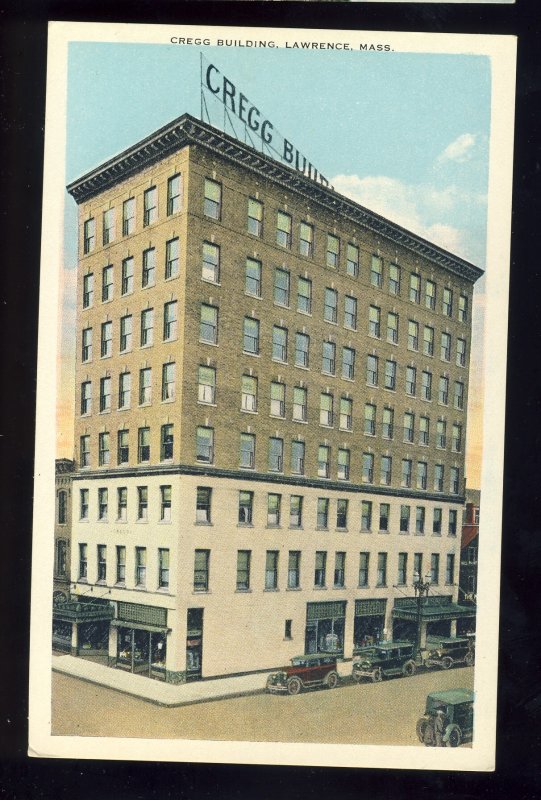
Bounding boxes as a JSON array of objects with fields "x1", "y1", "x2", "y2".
[{"x1": 29, "y1": 22, "x2": 516, "y2": 770}]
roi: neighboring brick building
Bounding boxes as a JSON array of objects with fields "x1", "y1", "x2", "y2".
[
  {"x1": 458, "y1": 488, "x2": 480, "y2": 633},
  {"x1": 61, "y1": 113, "x2": 482, "y2": 682},
  {"x1": 52, "y1": 458, "x2": 74, "y2": 650}
]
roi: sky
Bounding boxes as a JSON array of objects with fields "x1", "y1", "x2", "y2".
[{"x1": 58, "y1": 41, "x2": 490, "y2": 487}]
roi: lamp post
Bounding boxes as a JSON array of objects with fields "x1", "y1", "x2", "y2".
[{"x1": 413, "y1": 571, "x2": 432, "y2": 654}]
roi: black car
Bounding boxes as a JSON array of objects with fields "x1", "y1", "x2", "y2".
[
  {"x1": 352, "y1": 641, "x2": 417, "y2": 682},
  {"x1": 423, "y1": 636, "x2": 475, "y2": 670}
]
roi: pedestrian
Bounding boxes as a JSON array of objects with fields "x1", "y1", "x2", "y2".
[{"x1": 434, "y1": 708, "x2": 446, "y2": 747}]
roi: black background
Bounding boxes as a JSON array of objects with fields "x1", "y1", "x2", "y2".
[{"x1": 1, "y1": 1, "x2": 540, "y2": 797}]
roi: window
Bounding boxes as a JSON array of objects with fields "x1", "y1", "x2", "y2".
[
  {"x1": 245, "y1": 258, "x2": 261, "y2": 297},
  {"x1": 198, "y1": 366, "x2": 216, "y2": 405},
  {"x1": 450, "y1": 467, "x2": 460, "y2": 494},
  {"x1": 340, "y1": 346, "x2": 355, "y2": 380},
  {"x1": 288, "y1": 551, "x2": 301, "y2": 589},
  {"x1": 371, "y1": 255, "x2": 383, "y2": 287},
  {"x1": 337, "y1": 498, "x2": 348, "y2": 528},
  {"x1": 317, "y1": 498, "x2": 329, "y2": 529},
  {"x1": 139, "y1": 368, "x2": 151, "y2": 405},
  {"x1": 315, "y1": 551, "x2": 327, "y2": 587},
  {"x1": 384, "y1": 360, "x2": 396, "y2": 391},
  {"x1": 57, "y1": 491, "x2": 67, "y2": 524},
  {"x1": 446, "y1": 554, "x2": 455, "y2": 585},
  {"x1": 401, "y1": 459, "x2": 412, "y2": 488},
  {"x1": 297, "y1": 277, "x2": 312, "y2": 314},
  {"x1": 459, "y1": 294, "x2": 468, "y2": 322},
  {"x1": 326, "y1": 234, "x2": 340, "y2": 268},
  {"x1": 137, "y1": 487, "x2": 148, "y2": 520},
  {"x1": 456, "y1": 338, "x2": 467, "y2": 367},
  {"x1": 422, "y1": 371, "x2": 432, "y2": 401},
  {"x1": 419, "y1": 416, "x2": 429, "y2": 446},
  {"x1": 324, "y1": 288, "x2": 338, "y2": 323},
  {"x1": 83, "y1": 273, "x2": 94, "y2": 308},
  {"x1": 241, "y1": 375, "x2": 257, "y2": 412},
  {"x1": 433, "y1": 508, "x2": 442, "y2": 535},
  {"x1": 267, "y1": 493, "x2": 281, "y2": 526},
  {"x1": 439, "y1": 332, "x2": 451, "y2": 363},
  {"x1": 122, "y1": 198, "x2": 135, "y2": 235},
  {"x1": 134, "y1": 547, "x2": 146, "y2": 587},
  {"x1": 434, "y1": 464, "x2": 444, "y2": 492},
  {"x1": 79, "y1": 544, "x2": 88, "y2": 580},
  {"x1": 364, "y1": 403, "x2": 376, "y2": 435},
  {"x1": 247, "y1": 197, "x2": 263, "y2": 236},
  {"x1": 367, "y1": 355, "x2": 378, "y2": 386},
  {"x1": 425, "y1": 280, "x2": 436, "y2": 310},
  {"x1": 265, "y1": 551, "x2": 279, "y2": 589},
  {"x1": 98, "y1": 488, "x2": 108, "y2": 520},
  {"x1": 83, "y1": 218, "x2": 95, "y2": 254},
  {"x1": 236, "y1": 550, "x2": 251, "y2": 590},
  {"x1": 410, "y1": 273, "x2": 421, "y2": 303},
  {"x1": 291, "y1": 440, "x2": 305, "y2": 475},
  {"x1": 389, "y1": 263, "x2": 400, "y2": 295},
  {"x1": 202, "y1": 242, "x2": 220, "y2": 283},
  {"x1": 399, "y1": 505, "x2": 410, "y2": 533},
  {"x1": 431, "y1": 553, "x2": 440, "y2": 584},
  {"x1": 338, "y1": 449, "x2": 350, "y2": 481},
  {"x1": 344, "y1": 295, "x2": 357, "y2": 330},
  {"x1": 101, "y1": 265, "x2": 113, "y2": 303},
  {"x1": 382, "y1": 407, "x2": 394, "y2": 439},
  {"x1": 406, "y1": 367, "x2": 417, "y2": 397},
  {"x1": 454, "y1": 382, "x2": 464, "y2": 410},
  {"x1": 204, "y1": 178, "x2": 221, "y2": 220},
  {"x1": 452, "y1": 424, "x2": 462, "y2": 452},
  {"x1": 140, "y1": 308, "x2": 154, "y2": 346},
  {"x1": 339, "y1": 397, "x2": 352, "y2": 431},
  {"x1": 99, "y1": 376, "x2": 111, "y2": 414},
  {"x1": 117, "y1": 487, "x2": 127, "y2": 521},
  {"x1": 118, "y1": 372, "x2": 131, "y2": 409},
  {"x1": 165, "y1": 237, "x2": 179, "y2": 279},
  {"x1": 362, "y1": 453, "x2": 374, "y2": 484},
  {"x1": 377, "y1": 553, "x2": 387, "y2": 586},
  {"x1": 361, "y1": 500, "x2": 372, "y2": 531},
  {"x1": 272, "y1": 326, "x2": 288, "y2": 362},
  {"x1": 243, "y1": 317, "x2": 260, "y2": 354},
  {"x1": 80, "y1": 436, "x2": 90, "y2": 468},
  {"x1": 238, "y1": 491, "x2": 254, "y2": 524},
  {"x1": 121, "y1": 256, "x2": 134, "y2": 295},
  {"x1": 397, "y1": 553, "x2": 407, "y2": 586},
  {"x1": 55, "y1": 540, "x2": 67, "y2": 576},
  {"x1": 80, "y1": 381, "x2": 91, "y2": 415},
  {"x1": 103, "y1": 208, "x2": 115, "y2": 245},
  {"x1": 404, "y1": 412, "x2": 414, "y2": 442},
  {"x1": 334, "y1": 552, "x2": 346, "y2": 588},
  {"x1": 416, "y1": 506, "x2": 425, "y2": 534},
  {"x1": 346, "y1": 243, "x2": 359, "y2": 277},
  {"x1": 161, "y1": 424, "x2": 174, "y2": 461},
  {"x1": 436, "y1": 419, "x2": 447, "y2": 449},
  {"x1": 98, "y1": 431, "x2": 110, "y2": 465},
  {"x1": 290, "y1": 495, "x2": 303, "y2": 527},
  {"x1": 293, "y1": 386, "x2": 308, "y2": 422},
  {"x1": 277, "y1": 211, "x2": 292, "y2": 248},
  {"x1": 163, "y1": 301, "x2": 178, "y2": 341},
  {"x1": 439, "y1": 376, "x2": 449, "y2": 405},
  {"x1": 100, "y1": 321, "x2": 112, "y2": 358},
  {"x1": 268, "y1": 437, "x2": 283, "y2": 472},
  {"x1": 379, "y1": 503, "x2": 390, "y2": 532},
  {"x1": 158, "y1": 548, "x2": 170, "y2": 589},
  {"x1": 160, "y1": 486, "x2": 172, "y2": 521},
  {"x1": 413, "y1": 553, "x2": 423, "y2": 579},
  {"x1": 196, "y1": 426, "x2": 214, "y2": 463},
  {"x1": 417, "y1": 461, "x2": 428, "y2": 490},
  {"x1": 443, "y1": 287, "x2": 453, "y2": 317},
  {"x1": 358, "y1": 552, "x2": 369, "y2": 587},
  {"x1": 167, "y1": 173, "x2": 182, "y2": 215},
  {"x1": 138, "y1": 427, "x2": 150, "y2": 463},
  {"x1": 198, "y1": 304, "x2": 219, "y2": 346},
  {"x1": 368, "y1": 306, "x2": 381, "y2": 337},
  {"x1": 387, "y1": 312, "x2": 398, "y2": 344},
  {"x1": 196, "y1": 488, "x2": 212, "y2": 523},
  {"x1": 299, "y1": 222, "x2": 314, "y2": 257},
  {"x1": 142, "y1": 247, "x2": 156, "y2": 288},
  {"x1": 317, "y1": 445, "x2": 330, "y2": 478},
  {"x1": 240, "y1": 433, "x2": 256, "y2": 469},
  {"x1": 448, "y1": 509, "x2": 458, "y2": 536},
  {"x1": 194, "y1": 549, "x2": 210, "y2": 591},
  {"x1": 322, "y1": 341, "x2": 336, "y2": 375},
  {"x1": 380, "y1": 455, "x2": 392, "y2": 485},
  {"x1": 408, "y1": 320, "x2": 419, "y2": 351},
  {"x1": 295, "y1": 332, "x2": 310, "y2": 367},
  {"x1": 423, "y1": 326, "x2": 434, "y2": 357},
  {"x1": 120, "y1": 315, "x2": 132, "y2": 352},
  {"x1": 273, "y1": 268, "x2": 290, "y2": 306}
]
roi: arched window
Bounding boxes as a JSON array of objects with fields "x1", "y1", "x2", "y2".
[{"x1": 58, "y1": 491, "x2": 67, "y2": 524}]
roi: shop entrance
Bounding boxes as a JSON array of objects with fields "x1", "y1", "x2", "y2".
[
  {"x1": 116, "y1": 627, "x2": 167, "y2": 679},
  {"x1": 392, "y1": 618, "x2": 417, "y2": 642},
  {"x1": 186, "y1": 608, "x2": 204, "y2": 681},
  {"x1": 305, "y1": 601, "x2": 346, "y2": 655},
  {"x1": 354, "y1": 599, "x2": 387, "y2": 648}
]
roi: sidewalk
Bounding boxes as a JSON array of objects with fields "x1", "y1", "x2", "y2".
[{"x1": 52, "y1": 654, "x2": 267, "y2": 707}]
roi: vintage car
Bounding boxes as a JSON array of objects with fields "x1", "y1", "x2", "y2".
[
  {"x1": 266, "y1": 654, "x2": 339, "y2": 695},
  {"x1": 352, "y1": 641, "x2": 417, "y2": 683},
  {"x1": 416, "y1": 689, "x2": 474, "y2": 747},
  {"x1": 423, "y1": 636, "x2": 475, "y2": 670}
]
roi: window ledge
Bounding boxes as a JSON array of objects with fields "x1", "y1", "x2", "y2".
[
  {"x1": 235, "y1": 589, "x2": 252, "y2": 594},
  {"x1": 195, "y1": 521, "x2": 213, "y2": 526},
  {"x1": 336, "y1": 528, "x2": 348, "y2": 533},
  {"x1": 286, "y1": 587, "x2": 302, "y2": 592},
  {"x1": 237, "y1": 523, "x2": 254, "y2": 529},
  {"x1": 314, "y1": 586, "x2": 327, "y2": 591},
  {"x1": 240, "y1": 408, "x2": 258, "y2": 415},
  {"x1": 333, "y1": 585, "x2": 346, "y2": 591},
  {"x1": 264, "y1": 588, "x2": 279, "y2": 593},
  {"x1": 198, "y1": 401, "x2": 217, "y2": 408}
]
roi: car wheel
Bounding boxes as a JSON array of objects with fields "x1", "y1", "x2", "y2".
[
  {"x1": 265, "y1": 676, "x2": 274, "y2": 691},
  {"x1": 416, "y1": 718, "x2": 428, "y2": 743},
  {"x1": 402, "y1": 660, "x2": 416, "y2": 677},
  {"x1": 352, "y1": 672, "x2": 363, "y2": 684},
  {"x1": 326, "y1": 671, "x2": 339, "y2": 689},
  {"x1": 441, "y1": 656, "x2": 453, "y2": 670},
  {"x1": 287, "y1": 677, "x2": 302, "y2": 696},
  {"x1": 371, "y1": 667, "x2": 383, "y2": 683},
  {"x1": 465, "y1": 651, "x2": 475, "y2": 666},
  {"x1": 446, "y1": 728, "x2": 462, "y2": 748}
]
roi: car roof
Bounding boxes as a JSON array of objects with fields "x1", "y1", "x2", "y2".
[
  {"x1": 374, "y1": 640, "x2": 414, "y2": 649},
  {"x1": 291, "y1": 653, "x2": 335, "y2": 662},
  {"x1": 428, "y1": 689, "x2": 474, "y2": 705},
  {"x1": 426, "y1": 636, "x2": 470, "y2": 645}
]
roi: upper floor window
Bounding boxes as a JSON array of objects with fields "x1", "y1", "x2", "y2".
[
  {"x1": 326, "y1": 234, "x2": 340, "y2": 269},
  {"x1": 320, "y1": 392, "x2": 334, "y2": 427},
  {"x1": 102, "y1": 265, "x2": 113, "y2": 302},
  {"x1": 272, "y1": 326, "x2": 288, "y2": 362},
  {"x1": 299, "y1": 222, "x2": 314, "y2": 257},
  {"x1": 143, "y1": 187, "x2": 157, "y2": 227},
  {"x1": 142, "y1": 248, "x2": 156, "y2": 288},
  {"x1": 439, "y1": 375, "x2": 449, "y2": 405},
  {"x1": 293, "y1": 386, "x2": 308, "y2": 422},
  {"x1": 204, "y1": 178, "x2": 221, "y2": 220},
  {"x1": 247, "y1": 197, "x2": 263, "y2": 236},
  {"x1": 196, "y1": 487, "x2": 212, "y2": 523},
  {"x1": 80, "y1": 436, "x2": 90, "y2": 468},
  {"x1": 159, "y1": 548, "x2": 170, "y2": 588},
  {"x1": 198, "y1": 365, "x2": 216, "y2": 404},
  {"x1": 324, "y1": 288, "x2": 338, "y2": 323},
  {"x1": 454, "y1": 381, "x2": 465, "y2": 410},
  {"x1": 367, "y1": 354, "x2": 378, "y2": 387},
  {"x1": 346, "y1": 243, "x2": 359, "y2": 277},
  {"x1": 139, "y1": 368, "x2": 152, "y2": 405},
  {"x1": 317, "y1": 498, "x2": 329, "y2": 529},
  {"x1": 161, "y1": 424, "x2": 174, "y2": 461},
  {"x1": 83, "y1": 273, "x2": 94, "y2": 309},
  {"x1": 342, "y1": 346, "x2": 355, "y2": 380},
  {"x1": 121, "y1": 256, "x2": 134, "y2": 295},
  {"x1": 362, "y1": 453, "x2": 374, "y2": 484},
  {"x1": 423, "y1": 325, "x2": 434, "y2": 356},
  {"x1": 245, "y1": 258, "x2": 261, "y2": 297},
  {"x1": 337, "y1": 449, "x2": 350, "y2": 481},
  {"x1": 163, "y1": 301, "x2": 178, "y2": 341},
  {"x1": 196, "y1": 426, "x2": 214, "y2": 464},
  {"x1": 118, "y1": 372, "x2": 131, "y2": 409},
  {"x1": 120, "y1": 314, "x2": 132, "y2": 353},
  {"x1": 99, "y1": 377, "x2": 111, "y2": 413},
  {"x1": 122, "y1": 198, "x2": 135, "y2": 236},
  {"x1": 83, "y1": 218, "x2": 95, "y2": 254},
  {"x1": 165, "y1": 238, "x2": 179, "y2": 279},
  {"x1": 368, "y1": 306, "x2": 381, "y2": 338},
  {"x1": 409, "y1": 273, "x2": 421, "y2": 303},
  {"x1": 443, "y1": 288, "x2": 453, "y2": 317},
  {"x1": 382, "y1": 407, "x2": 394, "y2": 439},
  {"x1": 364, "y1": 403, "x2": 376, "y2": 435},
  {"x1": 138, "y1": 427, "x2": 150, "y2": 463},
  {"x1": 243, "y1": 317, "x2": 260, "y2": 354},
  {"x1": 202, "y1": 242, "x2": 220, "y2": 284},
  {"x1": 290, "y1": 496, "x2": 303, "y2": 528},
  {"x1": 117, "y1": 430, "x2": 129, "y2": 465},
  {"x1": 370, "y1": 255, "x2": 383, "y2": 288},
  {"x1": 160, "y1": 485, "x2": 172, "y2": 521},
  {"x1": 422, "y1": 370, "x2": 432, "y2": 401},
  {"x1": 58, "y1": 491, "x2": 67, "y2": 524},
  {"x1": 387, "y1": 312, "x2": 398, "y2": 344},
  {"x1": 102, "y1": 208, "x2": 115, "y2": 245},
  {"x1": 450, "y1": 467, "x2": 460, "y2": 494},
  {"x1": 425, "y1": 280, "x2": 436, "y2": 310},
  {"x1": 81, "y1": 328, "x2": 92, "y2": 363},
  {"x1": 276, "y1": 211, "x2": 292, "y2": 248},
  {"x1": 268, "y1": 437, "x2": 284, "y2": 472},
  {"x1": 291, "y1": 440, "x2": 305, "y2": 475},
  {"x1": 456, "y1": 338, "x2": 467, "y2": 367},
  {"x1": 167, "y1": 173, "x2": 182, "y2": 215},
  {"x1": 321, "y1": 341, "x2": 336, "y2": 375},
  {"x1": 384, "y1": 359, "x2": 396, "y2": 391},
  {"x1": 295, "y1": 332, "x2": 309, "y2": 368},
  {"x1": 389, "y1": 263, "x2": 400, "y2": 295},
  {"x1": 80, "y1": 381, "x2": 91, "y2": 415},
  {"x1": 194, "y1": 549, "x2": 210, "y2": 592},
  {"x1": 140, "y1": 308, "x2": 154, "y2": 347},
  {"x1": 441, "y1": 332, "x2": 451, "y2": 362},
  {"x1": 239, "y1": 491, "x2": 254, "y2": 523},
  {"x1": 267, "y1": 493, "x2": 281, "y2": 526},
  {"x1": 100, "y1": 321, "x2": 112, "y2": 358},
  {"x1": 162, "y1": 362, "x2": 176, "y2": 402},
  {"x1": 408, "y1": 320, "x2": 419, "y2": 351},
  {"x1": 241, "y1": 375, "x2": 257, "y2": 412},
  {"x1": 297, "y1": 277, "x2": 312, "y2": 314},
  {"x1": 458, "y1": 294, "x2": 468, "y2": 322},
  {"x1": 451, "y1": 423, "x2": 462, "y2": 452},
  {"x1": 274, "y1": 268, "x2": 290, "y2": 307},
  {"x1": 99, "y1": 430, "x2": 110, "y2": 466},
  {"x1": 344, "y1": 295, "x2": 357, "y2": 330},
  {"x1": 270, "y1": 382, "x2": 286, "y2": 418},
  {"x1": 236, "y1": 550, "x2": 251, "y2": 590}
]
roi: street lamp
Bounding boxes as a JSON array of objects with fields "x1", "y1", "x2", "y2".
[{"x1": 413, "y1": 571, "x2": 432, "y2": 653}]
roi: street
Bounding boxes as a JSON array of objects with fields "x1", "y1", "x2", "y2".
[{"x1": 52, "y1": 666, "x2": 474, "y2": 745}]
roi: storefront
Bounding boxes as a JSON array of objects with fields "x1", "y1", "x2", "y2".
[
  {"x1": 392, "y1": 596, "x2": 474, "y2": 646},
  {"x1": 186, "y1": 608, "x2": 204, "y2": 682},
  {"x1": 353, "y1": 599, "x2": 387, "y2": 648},
  {"x1": 305, "y1": 601, "x2": 346, "y2": 655},
  {"x1": 52, "y1": 597, "x2": 114, "y2": 655},
  {"x1": 112, "y1": 602, "x2": 170, "y2": 681}
]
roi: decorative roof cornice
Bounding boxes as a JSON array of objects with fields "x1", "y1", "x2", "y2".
[{"x1": 67, "y1": 113, "x2": 483, "y2": 284}]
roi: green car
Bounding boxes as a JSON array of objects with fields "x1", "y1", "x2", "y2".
[
  {"x1": 423, "y1": 636, "x2": 475, "y2": 670},
  {"x1": 352, "y1": 641, "x2": 417, "y2": 683},
  {"x1": 416, "y1": 689, "x2": 474, "y2": 747}
]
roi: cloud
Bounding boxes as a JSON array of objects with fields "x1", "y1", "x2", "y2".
[{"x1": 437, "y1": 133, "x2": 477, "y2": 164}]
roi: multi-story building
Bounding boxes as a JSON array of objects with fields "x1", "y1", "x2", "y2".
[
  {"x1": 52, "y1": 458, "x2": 74, "y2": 650},
  {"x1": 458, "y1": 488, "x2": 480, "y2": 634},
  {"x1": 63, "y1": 113, "x2": 482, "y2": 682}
]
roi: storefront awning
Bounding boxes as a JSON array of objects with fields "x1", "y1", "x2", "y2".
[
  {"x1": 53, "y1": 601, "x2": 114, "y2": 624},
  {"x1": 392, "y1": 601, "x2": 476, "y2": 623},
  {"x1": 111, "y1": 620, "x2": 171, "y2": 634}
]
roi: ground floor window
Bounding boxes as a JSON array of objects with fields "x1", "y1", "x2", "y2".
[
  {"x1": 354, "y1": 599, "x2": 387, "y2": 648},
  {"x1": 117, "y1": 627, "x2": 167, "y2": 679},
  {"x1": 52, "y1": 620, "x2": 71, "y2": 651},
  {"x1": 305, "y1": 601, "x2": 346, "y2": 655},
  {"x1": 78, "y1": 621, "x2": 109, "y2": 652}
]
